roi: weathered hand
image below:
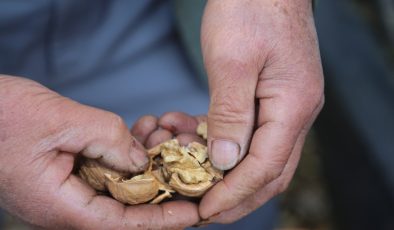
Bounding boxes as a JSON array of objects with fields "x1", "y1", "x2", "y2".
[
  {"x1": 200, "y1": 0, "x2": 324, "y2": 223},
  {"x1": 0, "y1": 76, "x2": 199, "y2": 229}
]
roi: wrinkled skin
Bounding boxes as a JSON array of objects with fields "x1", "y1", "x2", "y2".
[
  {"x1": 0, "y1": 76, "x2": 199, "y2": 229},
  {"x1": 199, "y1": 0, "x2": 324, "y2": 224}
]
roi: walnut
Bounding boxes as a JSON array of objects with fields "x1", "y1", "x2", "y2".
[
  {"x1": 105, "y1": 173, "x2": 159, "y2": 205},
  {"x1": 196, "y1": 121, "x2": 207, "y2": 140},
  {"x1": 154, "y1": 139, "x2": 222, "y2": 197},
  {"x1": 79, "y1": 158, "x2": 129, "y2": 191},
  {"x1": 78, "y1": 122, "x2": 222, "y2": 204}
]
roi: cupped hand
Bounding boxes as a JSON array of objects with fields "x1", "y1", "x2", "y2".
[
  {"x1": 199, "y1": 0, "x2": 324, "y2": 223},
  {"x1": 0, "y1": 76, "x2": 199, "y2": 229}
]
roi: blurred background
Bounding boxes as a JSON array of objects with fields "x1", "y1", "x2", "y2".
[
  {"x1": 1, "y1": 0, "x2": 394, "y2": 229},
  {"x1": 278, "y1": 0, "x2": 394, "y2": 229}
]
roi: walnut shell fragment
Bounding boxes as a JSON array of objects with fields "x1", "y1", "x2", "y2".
[
  {"x1": 169, "y1": 173, "x2": 213, "y2": 197},
  {"x1": 156, "y1": 139, "x2": 223, "y2": 197},
  {"x1": 196, "y1": 122, "x2": 208, "y2": 140},
  {"x1": 79, "y1": 158, "x2": 129, "y2": 191},
  {"x1": 105, "y1": 173, "x2": 160, "y2": 205}
]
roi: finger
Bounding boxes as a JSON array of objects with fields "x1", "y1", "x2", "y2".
[
  {"x1": 158, "y1": 112, "x2": 199, "y2": 134},
  {"x1": 176, "y1": 133, "x2": 205, "y2": 146},
  {"x1": 200, "y1": 87, "x2": 324, "y2": 220},
  {"x1": 199, "y1": 120, "x2": 299, "y2": 219},
  {"x1": 208, "y1": 129, "x2": 307, "y2": 224},
  {"x1": 145, "y1": 129, "x2": 173, "y2": 149},
  {"x1": 205, "y1": 59, "x2": 259, "y2": 170},
  {"x1": 49, "y1": 174, "x2": 200, "y2": 229},
  {"x1": 57, "y1": 102, "x2": 149, "y2": 173},
  {"x1": 130, "y1": 115, "x2": 158, "y2": 144}
]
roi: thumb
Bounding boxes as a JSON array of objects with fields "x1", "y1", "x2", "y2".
[
  {"x1": 58, "y1": 101, "x2": 149, "y2": 173},
  {"x1": 207, "y1": 60, "x2": 258, "y2": 170}
]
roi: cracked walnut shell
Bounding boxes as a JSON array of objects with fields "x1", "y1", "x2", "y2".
[{"x1": 78, "y1": 122, "x2": 223, "y2": 204}]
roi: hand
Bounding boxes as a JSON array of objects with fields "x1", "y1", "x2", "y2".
[
  {"x1": 199, "y1": 0, "x2": 324, "y2": 223},
  {"x1": 0, "y1": 76, "x2": 199, "y2": 229},
  {"x1": 131, "y1": 112, "x2": 206, "y2": 148}
]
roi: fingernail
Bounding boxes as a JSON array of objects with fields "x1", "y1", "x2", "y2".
[
  {"x1": 130, "y1": 139, "x2": 149, "y2": 170},
  {"x1": 211, "y1": 139, "x2": 240, "y2": 170},
  {"x1": 131, "y1": 152, "x2": 149, "y2": 170}
]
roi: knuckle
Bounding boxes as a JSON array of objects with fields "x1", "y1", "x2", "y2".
[
  {"x1": 301, "y1": 87, "x2": 325, "y2": 122},
  {"x1": 208, "y1": 58, "x2": 255, "y2": 86},
  {"x1": 282, "y1": 83, "x2": 324, "y2": 124},
  {"x1": 316, "y1": 92, "x2": 325, "y2": 111},
  {"x1": 306, "y1": 85, "x2": 324, "y2": 108},
  {"x1": 107, "y1": 113, "x2": 128, "y2": 140},
  {"x1": 302, "y1": 75, "x2": 325, "y2": 108},
  {"x1": 207, "y1": 58, "x2": 256, "y2": 126},
  {"x1": 210, "y1": 58, "x2": 250, "y2": 76},
  {"x1": 275, "y1": 178, "x2": 291, "y2": 195},
  {"x1": 209, "y1": 93, "x2": 253, "y2": 125},
  {"x1": 139, "y1": 115, "x2": 158, "y2": 126},
  {"x1": 266, "y1": 168, "x2": 284, "y2": 185},
  {"x1": 133, "y1": 115, "x2": 157, "y2": 133}
]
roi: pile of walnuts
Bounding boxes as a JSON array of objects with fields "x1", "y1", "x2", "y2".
[{"x1": 78, "y1": 122, "x2": 223, "y2": 205}]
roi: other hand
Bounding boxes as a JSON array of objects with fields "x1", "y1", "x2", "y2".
[
  {"x1": 0, "y1": 76, "x2": 199, "y2": 229},
  {"x1": 200, "y1": 0, "x2": 324, "y2": 223}
]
